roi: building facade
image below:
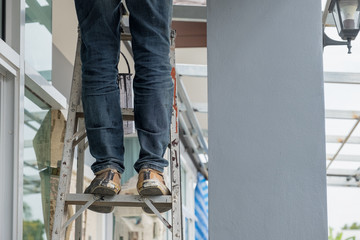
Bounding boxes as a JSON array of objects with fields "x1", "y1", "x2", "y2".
[{"x1": 0, "y1": 0, "x2": 205, "y2": 239}]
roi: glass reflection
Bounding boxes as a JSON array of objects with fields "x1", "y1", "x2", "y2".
[
  {"x1": 25, "y1": 0, "x2": 52, "y2": 81},
  {"x1": 23, "y1": 88, "x2": 51, "y2": 240}
]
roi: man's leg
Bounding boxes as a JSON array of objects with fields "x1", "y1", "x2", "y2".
[
  {"x1": 74, "y1": 0, "x2": 124, "y2": 174},
  {"x1": 127, "y1": 0, "x2": 174, "y2": 173},
  {"x1": 74, "y1": 0, "x2": 123, "y2": 213},
  {"x1": 126, "y1": 0, "x2": 173, "y2": 205}
]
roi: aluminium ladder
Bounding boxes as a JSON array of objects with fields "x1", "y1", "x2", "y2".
[{"x1": 51, "y1": 30, "x2": 183, "y2": 240}]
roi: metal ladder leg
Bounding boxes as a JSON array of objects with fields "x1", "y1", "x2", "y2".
[
  {"x1": 52, "y1": 33, "x2": 83, "y2": 240},
  {"x1": 75, "y1": 119, "x2": 86, "y2": 240},
  {"x1": 170, "y1": 30, "x2": 183, "y2": 240}
]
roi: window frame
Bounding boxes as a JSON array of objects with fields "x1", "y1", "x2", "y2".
[
  {"x1": 0, "y1": 0, "x2": 66, "y2": 237},
  {"x1": 0, "y1": 0, "x2": 5, "y2": 40}
]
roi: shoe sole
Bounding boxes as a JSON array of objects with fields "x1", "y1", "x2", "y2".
[
  {"x1": 138, "y1": 181, "x2": 171, "y2": 214},
  {"x1": 88, "y1": 186, "x2": 119, "y2": 213},
  {"x1": 92, "y1": 185, "x2": 119, "y2": 196}
]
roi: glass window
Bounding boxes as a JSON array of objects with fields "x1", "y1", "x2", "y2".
[
  {"x1": 0, "y1": 0, "x2": 4, "y2": 40},
  {"x1": 25, "y1": 0, "x2": 52, "y2": 81},
  {"x1": 23, "y1": 87, "x2": 52, "y2": 240}
]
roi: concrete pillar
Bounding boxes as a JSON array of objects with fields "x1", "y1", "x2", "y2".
[{"x1": 208, "y1": 1, "x2": 328, "y2": 239}]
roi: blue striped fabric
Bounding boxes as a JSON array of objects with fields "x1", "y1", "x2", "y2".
[{"x1": 195, "y1": 173, "x2": 208, "y2": 240}]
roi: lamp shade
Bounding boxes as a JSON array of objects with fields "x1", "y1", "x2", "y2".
[{"x1": 329, "y1": 0, "x2": 360, "y2": 40}]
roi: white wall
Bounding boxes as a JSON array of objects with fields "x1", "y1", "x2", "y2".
[
  {"x1": 207, "y1": 1, "x2": 328, "y2": 239},
  {"x1": 52, "y1": 0, "x2": 77, "y2": 100}
]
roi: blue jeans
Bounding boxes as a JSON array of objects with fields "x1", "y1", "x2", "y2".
[{"x1": 74, "y1": 0, "x2": 174, "y2": 174}]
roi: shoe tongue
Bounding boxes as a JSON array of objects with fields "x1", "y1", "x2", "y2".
[
  {"x1": 149, "y1": 169, "x2": 162, "y2": 176},
  {"x1": 95, "y1": 168, "x2": 115, "y2": 175}
]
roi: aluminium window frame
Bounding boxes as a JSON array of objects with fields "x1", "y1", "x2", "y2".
[
  {"x1": 0, "y1": 0, "x2": 67, "y2": 238},
  {"x1": 0, "y1": 37, "x2": 23, "y2": 240},
  {"x1": 2, "y1": 0, "x2": 25, "y2": 238},
  {"x1": 0, "y1": 0, "x2": 5, "y2": 40}
]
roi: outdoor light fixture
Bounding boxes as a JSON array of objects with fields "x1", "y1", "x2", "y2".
[{"x1": 326, "y1": 0, "x2": 360, "y2": 53}]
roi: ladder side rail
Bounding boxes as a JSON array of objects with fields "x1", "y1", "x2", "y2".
[
  {"x1": 170, "y1": 30, "x2": 183, "y2": 240},
  {"x1": 75, "y1": 119, "x2": 86, "y2": 240},
  {"x1": 52, "y1": 33, "x2": 83, "y2": 240}
]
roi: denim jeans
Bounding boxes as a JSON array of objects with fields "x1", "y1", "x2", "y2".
[{"x1": 74, "y1": 0, "x2": 174, "y2": 174}]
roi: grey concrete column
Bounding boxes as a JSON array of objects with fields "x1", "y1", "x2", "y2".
[{"x1": 208, "y1": 1, "x2": 328, "y2": 239}]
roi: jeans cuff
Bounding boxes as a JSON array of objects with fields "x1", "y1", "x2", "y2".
[
  {"x1": 91, "y1": 164, "x2": 124, "y2": 175},
  {"x1": 136, "y1": 164, "x2": 164, "y2": 173}
]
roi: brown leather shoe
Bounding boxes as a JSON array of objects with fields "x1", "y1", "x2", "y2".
[
  {"x1": 84, "y1": 168, "x2": 121, "y2": 213},
  {"x1": 137, "y1": 168, "x2": 171, "y2": 214}
]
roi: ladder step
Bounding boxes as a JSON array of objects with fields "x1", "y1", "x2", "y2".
[
  {"x1": 76, "y1": 108, "x2": 134, "y2": 121},
  {"x1": 121, "y1": 108, "x2": 135, "y2": 121},
  {"x1": 65, "y1": 194, "x2": 172, "y2": 208},
  {"x1": 121, "y1": 33, "x2": 132, "y2": 41}
]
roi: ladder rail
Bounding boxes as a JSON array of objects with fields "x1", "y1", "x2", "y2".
[
  {"x1": 170, "y1": 30, "x2": 183, "y2": 240},
  {"x1": 75, "y1": 119, "x2": 86, "y2": 240},
  {"x1": 52, "y1": 32, "x2": 83, "y2": 240}
]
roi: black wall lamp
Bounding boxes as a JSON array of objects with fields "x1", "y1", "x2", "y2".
[{"x1": 324, "y1": 0, "x2": 360, "y2": 53}]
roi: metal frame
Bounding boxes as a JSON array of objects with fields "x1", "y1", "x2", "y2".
[
  {"x1": 324, "y1": 69, "x2": 360, "y2": 186},
  {"x1": 13, "y1": 63, "x2": 24, "y2": 240},
  {"x1": 25, "y1": 63, "x2": 67, "y2": 110},
  {"x1": 5, "y1": 0, "x2": 22, "y2": 53},
  {"x1": 324, "y1": 72, "x2": 360, "y2": 84},
  {"x1": 176, "y1": 64, "x2": 207, "y2": 77},
  {"x1": 52, "y1": 31, "x2": 184, "y2": 240},
  {"x1": 326, "y1": 109, "x2": 360, "y2": 119},
  {"x1": 178, "y1": 78, "x2": 208, "y2": 153},
  {"x1": 0, "y1": 34, "x2": 24, "y2": 240},
  {"x1": 169, "y1": 30, "x2": 183, "y2": 240},
  {"x1": 0, "y1": 70, "x2": 17, "y2": 240},
  {"x1": 52, "y1": 33, "x2": 83, "y2": 240},
  {"x1": 323, "y1": 0, "x2": 360, "y2": 179},
  {"x1": 75, "y1": 119, "x2": 86, "y2": 240},
  {"x1": 1, "y1": 0, "x2": 4, "y2": 40},
  {"x1": 327, "y1": 178, "x2": 360, "y2": 187},
  {"x1": 323, "y1": 0, "x2": 332, "y2": 25},
  {"x1": 0, "y1": 39, "x2": 20, "y2": 67},
  {"x1": 326, "y1": 154, "x2": 360, "y2": 162},
  {"x1": 14, "y1": 0, "x2": 25, "y2": 238},
  {"x1": 179, "y1": 144, "x2": 197, "y2": 240},
  {"x1": 0, "y1": 1, "x2": 26, "y2": 238},
  {"x1": 327, "y1": 168, "x2": 360, "y2": 178},
  {"x1": 326, "y1": 136, "x2": 360, "y2": 144},
  {"x1": 326, "y1": 119, "x2": 360, "y2": 169},
  {"x1": 176, "y1": 63, "x2": 209, "y2": 179},
  {"x1": 0, "y1": 0, "x2": 73, "y2": 238}
]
